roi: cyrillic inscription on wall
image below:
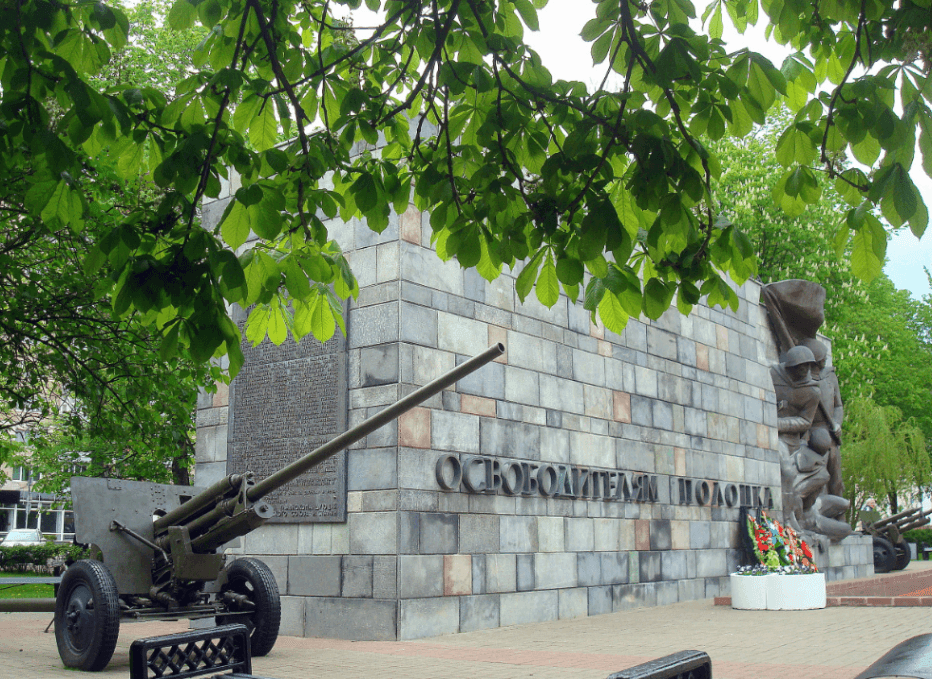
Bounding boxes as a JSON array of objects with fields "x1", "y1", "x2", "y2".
[{"x1": 228, "y1": 308, "x2": 347, "y2": 522}]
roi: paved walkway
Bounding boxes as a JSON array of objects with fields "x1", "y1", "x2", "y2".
[{"x1": 3, "y1": 563, "x2": 931, "y2": 679}]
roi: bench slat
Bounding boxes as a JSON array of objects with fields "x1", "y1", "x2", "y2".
[{"x1": 606, "y1": 650, "x2": 712, "y2": 679}]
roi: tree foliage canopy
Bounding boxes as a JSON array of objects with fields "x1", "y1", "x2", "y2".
[
  {"x1": 0, "y1": 0, "x2": 213, "y2": 487},
  {"x1": 841, "y1": 396, "x2": 929, "y2": 521},
  {"x1": 2, "y1": 0, "x2": 930, "y2": 378}
]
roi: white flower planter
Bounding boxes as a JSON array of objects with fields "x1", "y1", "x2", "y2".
[
  {"x1": 765, "y1": 572, "x2": 826, "y2": 610},
  {"x1": 730, "y1": 573, "x2": 826, "y2": 610},
  {"x1": 730, "y1": 574, "x2": 769, "y2": 610}
]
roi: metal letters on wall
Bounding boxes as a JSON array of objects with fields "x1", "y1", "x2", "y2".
[{"x1": 227, "y1": 305, "x2": 348, "y2": 523}]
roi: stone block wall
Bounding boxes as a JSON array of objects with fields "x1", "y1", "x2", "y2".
[{"x1": 196, "y1": 166, "x2": 868, "y2": 642}]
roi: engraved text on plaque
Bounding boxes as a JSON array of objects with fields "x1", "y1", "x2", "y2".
[{"x1": 227, "y1": 308, "x2": 348, "y2": 522}]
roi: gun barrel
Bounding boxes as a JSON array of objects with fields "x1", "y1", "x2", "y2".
[
  {"x1": 873, "y1": 506, "x2": 921, "y2": 529},
  {"x1": 898, "y1": 517, "x2": 932, "y2": 533},
  {"x1": 247, "y1": 343, "x2": 505, "y2": 503},
  {"x1": 153, "y1": 474, "x2": 245, "y2": 535}
]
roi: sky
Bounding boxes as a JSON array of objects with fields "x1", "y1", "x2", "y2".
[{"x1": 518, "y1": 0, "x2": 932, "y2": 301}]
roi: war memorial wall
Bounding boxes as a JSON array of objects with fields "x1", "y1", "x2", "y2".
[{"x1": 196, "y1": 153, "x2": 872, "y2": 641}]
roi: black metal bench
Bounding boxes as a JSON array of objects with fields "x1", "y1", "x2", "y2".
[
  {"x1": 129, "y1": 623, "x2": 276, "y2": 679},
  {"x1": 607, "y1": 650, "x2": 712, "y2": 679},
  {"x1": 854, "y1": 633, "x2": 932, "y2": 679},
  {"x1": 918, "y1": 542, "x2": 932, "y2": 561}
]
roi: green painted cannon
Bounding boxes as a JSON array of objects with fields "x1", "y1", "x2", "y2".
[{"x1": 3, "y1": 344, "x2": 503, "y2": 671}]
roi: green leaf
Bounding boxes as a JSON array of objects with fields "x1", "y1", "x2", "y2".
[
  {"x1": 851, "y1": 134, "x2": 880, "y2": 166},
  {"x1": 512, "y1": 0, "x2": 540, "y2": 30},
  {"x1": 585, "y1": 254, "x2": 609, "y2": 278},
  {"x1": 284, "y1": 257, "x2": 312, "y2": 299},
  {"x1": 775, "y1": 125, "x2": 817, "y2": 166},
  {"x1": 351, "y1": 173, "x2": 378, "y2": 213},
  {"x1": 747, "y1": 60, "x2": 777, "y2": 110},
  {"x1": 584, "y1": 277, "x2": 606, "y2": 313},
  {"x1": 591, "y1": 31, "x2": 613, "y2": 65},
  {"x1": 556, "y1": 257, "x2": 584, "y2": 286},
  {"x1": 245, "y1": 305, "x2": 270, "y2": 345},
  {"x1": 850, "y1": 219, "x2": 884, "y2": 281},
  {"x1": 249, "y1": 101, "x2": 278, "y2": 151},
  {"x1": 249, "y1": 200, "x2": 283, "y2": 240},
  {"x1": 220, "y1": 201, "x2": 251, "y2": 250},
  {"x1": 168, "y1": 0, "x2": 196, "y2": 31},
  {"x1": 581, "y1": 17, "x2": 611, "y2": 41},
  {"x1": 598, "y1": 292, "x2": 629, "y2": 334},
  {"x1": 833, "y1": 220, "x2": 849, "y2": 259},
  {"x1": 310, "y1": 294, "x2": 336, "y2": 341},
  {"x1": 267, "y1": 303, "x2": 288, "y2": 345},
  {"x1": 516, "y1": 249, "x2": 544, "y2": 302},
  {"x1": 233, "y1": 94, "x2": 262, "y2": 134},
  {"x1": 536, "y1": 253, "x2": 560, "y2": 307},
  {"x1": 477, "y1": 235, "x2": 502, "y2": 282},
  {"x1": 709, "y1": 4, "x2": 723, "y2": 39},
  {"x1": 40, "y1": 180, "x2": 83, "y2": 230},
  {"x1": 160, "y1": 323, "x2": 181, "y2": 361},
  {"x1": 118, "y1": 139, "x2": 146, "y2": 177},
  {"x1": 643, "y1": 278, "x2": 674, "y2": 319}
]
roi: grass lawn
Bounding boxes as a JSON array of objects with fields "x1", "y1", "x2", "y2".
[{"x1": 0, "y1": 572, "x2": 55, "y2": 599}]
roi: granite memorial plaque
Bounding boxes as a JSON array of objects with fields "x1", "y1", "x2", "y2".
[{"x1": 228, "y1": 306, "x2": 348, "y2": 522}]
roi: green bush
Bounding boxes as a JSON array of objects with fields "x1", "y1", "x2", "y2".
[
  {"x1": 902, "y1": 528, "x2": 932, "y2": 545},
  {"x1": 0, "y1": 543, "x2": 88, "y2": 573}
]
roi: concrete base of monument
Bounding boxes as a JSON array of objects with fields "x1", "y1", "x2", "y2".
[
  {"x1": 287, "y1": 575, "x2": 738, "y2": 642},
  {"x1": 810, "y1": 533, "x2": 874, "y2": 582}
]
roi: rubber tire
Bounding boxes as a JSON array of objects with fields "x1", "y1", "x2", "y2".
[
  {"x1": 217, "y1": 557, "x2": 281, "y2": 657},
  {"x1": 54, "y1": 560, "x2": 121, "y2": 672},
  {"x1": 894, "y1": 539, "x2": 912, "y2": 571},
  {"x1": 873, "y1": 536, "x2": 897, "y2": 574}
]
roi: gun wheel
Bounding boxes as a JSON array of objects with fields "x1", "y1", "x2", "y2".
[
  {"x1": 873, "y1": 536, "x2": 897, "y2": 574},
  {"x1": 54, "y1": 559, "x2": 120, "y2": 671},
  {"x1": 217, "y1": 557, "x2": 281, "y2": 656},
  {"x1": 894, "y1": 539, "x2": 911, "y2": 571}
]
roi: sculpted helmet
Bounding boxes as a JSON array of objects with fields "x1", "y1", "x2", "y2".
[
  {"x1": 799, "y1": 337, "x2": 827, "y2": 364},
  {"x1": 782, "y1": 345, "x2": 817, "y2": 368}
]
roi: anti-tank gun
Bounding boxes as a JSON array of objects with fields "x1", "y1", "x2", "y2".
[
  {"x1": 860, "y1": 505, "x2": 932, "y2": 573},
  {"x1": 31, "y1": 343, "x2": 504, "y2": 671}
]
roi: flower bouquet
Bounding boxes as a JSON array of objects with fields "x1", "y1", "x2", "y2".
[
  {"x1": 745, "y1": 511, "x2": 818, "y2": 574},
  {"x1": 731, "y1": 511, "x2": 825, "y2": 610}
]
